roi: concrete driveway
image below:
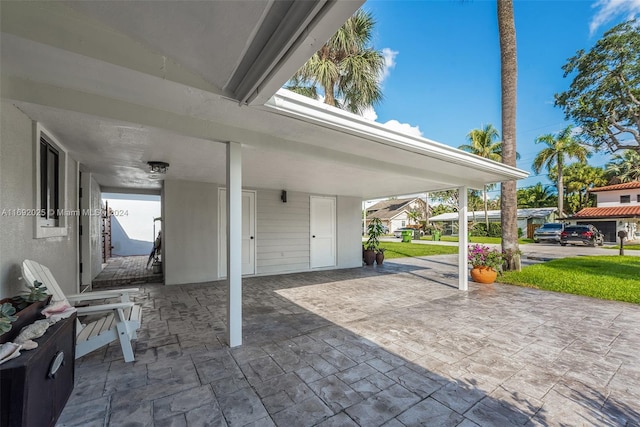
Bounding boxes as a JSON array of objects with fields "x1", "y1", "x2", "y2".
[
  {"x1": 380, "y1": 236, "x2": 640, "y2": 261},
  {"x1": 58, "y1": 256, "x2": 640, "y2": 426}
]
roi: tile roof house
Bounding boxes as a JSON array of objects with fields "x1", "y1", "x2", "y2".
[
  {"x1": 570, "y1": 181, "x2": 640, "y2": 241},
  {"x1": 366, "y1": 198, "x2": 428, "y2": 232}
]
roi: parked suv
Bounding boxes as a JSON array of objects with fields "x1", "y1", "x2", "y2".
[
  {"x1": 560, "y1": 225, "x2": 604, "y2": 247},
  {"x1": 533, "y1": 223, "x2": 564, "y2": 243}
]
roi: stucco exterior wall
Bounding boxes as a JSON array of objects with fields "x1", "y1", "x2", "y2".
[
  {"x1": 0, "y1": 102, "x2": 79, "y2": 297},
  {"x1": 596, "y1": 189, "x2": 640, "y2": 207},
  {"x1": 163, "y1": 179, "x2": 362, "y2": 285},
  {"x1": 163, "y1": 179, "x2": 218, "y2": 285},
  {"x1": 80, "y1": 172, "x2": 103, "y2": 284}
]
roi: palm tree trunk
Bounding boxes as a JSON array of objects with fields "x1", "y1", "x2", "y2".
[
  {"x1": 323, "y1": 79, "x2": 337, "y2": 107},
  {"x1": 498, "y1": 0, "x2": 520, "y2": 271},
  {"x1": 557, "y1": 157, "x2": 564, "y2": 217}
]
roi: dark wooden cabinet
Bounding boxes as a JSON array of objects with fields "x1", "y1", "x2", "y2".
[{"x1": 0, "y1": 314, "x2": 76, "y2": 427}]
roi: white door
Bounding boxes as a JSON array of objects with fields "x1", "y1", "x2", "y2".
[
  {"x1": 219, "y1": 189, "x2": 256, "y2": 277},
  {"x1": 310, "y1": 196, "x2": 336, "y2": 268}
]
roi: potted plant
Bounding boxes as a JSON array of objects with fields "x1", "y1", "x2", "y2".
[
  {"x1": 375, "y1": 248, "x2": 386, "y2": 265},
  {"x1": 467, "y1": 244, "x2": 504, "y2": 284},
  {"x1": 0, "y1": 303, "x2": 18, "y2": 336},
  {"x1": 0, "y1": 280, "x2": 51, "y2": 344},
  {"x1": 364, "y1": 218, "x2": 384, "y2": 266}
]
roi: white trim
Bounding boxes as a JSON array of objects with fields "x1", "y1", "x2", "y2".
[
  {"x1": 226, "y1": 142, "x2": 242, "y2": 348},
  {"x1": 33, "y1": 122, "x2": 69, "y2": 238},
  {"x1": 265, "y1": 90, "x2": 529, "y2": 183},
  {"x1": 458, "y1": 187, "x2": 469, "y2": 291}
]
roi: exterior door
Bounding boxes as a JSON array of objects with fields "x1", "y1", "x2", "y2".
[
  {"x1": 219, "y1": 189, "x2": 256, "y2": 276},
  {"x1": 310, "y1": 196, "x2": 336, "y2": 268}
]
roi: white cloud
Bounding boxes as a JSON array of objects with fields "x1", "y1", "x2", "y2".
[
  {"x1": 358, "y1": 106, "x2": 422, "y2": 137},
  {"x1": 360, "y1": 106, "x2": 378, "y2": 121},
  {"x1": 590, "y1": 0, "x2": 640, "y2": 35},
  {"x1": 381, "y1": 119, "x2": 423, "y2": 137},
  {"x1": 380, "y1": 48, "x2": 398, "y2": 82},
  {"x1": 355, "y1": 47, "x2": 421, "y2": 137}
]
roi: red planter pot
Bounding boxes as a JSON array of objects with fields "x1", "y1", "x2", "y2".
[{"x1": 470, "y1": 266, "x2": 497, "y2": 284}]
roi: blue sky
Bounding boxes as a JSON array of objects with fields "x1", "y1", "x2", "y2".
[{"x1": 361, "y1": 0, "x2": 640, "y2": 197}]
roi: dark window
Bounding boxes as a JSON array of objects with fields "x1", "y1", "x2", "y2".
[
  {"x1": 40, "y1": 137, "x2": 59, "y2": 222},
  {"x1": 620, "y1": 195, "x2": 631, "y2": 204},
  {"x1": 637, "y1": 194, "x2": 640, "y2": 203}
]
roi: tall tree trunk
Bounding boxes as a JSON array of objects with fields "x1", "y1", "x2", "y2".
[
  {"x1": 498, "y1": 0, "x2": 520, "y2": 271},
  {"x1": 323, "y1": 79, "x2": 337, "y2": 107},
  {"x1": 557, "y1": 157, "x2": 564, "y2": 217}
]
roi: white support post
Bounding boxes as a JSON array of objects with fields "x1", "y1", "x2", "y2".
[
  {"x1": 226, "y1": 142, "x2": 242, "y2": 347},
  {"x1": 458, "y1": 186, "x2": 469, "y2": 291}
]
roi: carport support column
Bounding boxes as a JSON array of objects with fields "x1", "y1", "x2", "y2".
[
  {"x1": 458, "y1": 186, "x2": 469, "y2": 291},
  {"x1": 226, "y1": 141, "x2": 242, "y2": 347}
]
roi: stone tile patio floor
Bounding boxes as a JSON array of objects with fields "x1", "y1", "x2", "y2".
[
  {"x1": 59, "y1": 255, "x2": 640, "y2": 426},
  {"x1": 92, "y1": 256, "x2": 163, "y2": 290}
]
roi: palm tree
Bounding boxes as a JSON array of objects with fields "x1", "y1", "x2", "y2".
[
  {"x1": 533, "y1": 125, "x2": 590, "y2": 216},
  {"x1": 286, "y1": 9, "x2": 385, "y2": 115},
  {"x1": 606, "y1": 150, "x2": 640, "y2": 183},
  {"x1": 407, "y1": 209, "x2": 422, "y2": 230},
  {"x1": 497, "y1": 0, "x2": 519, "y2": 271},
  {"x1": 517, "y1": 183, "x2": 556, "y2": 208},
  {"x1": 562, "y1": 163, "x2": 606, "y2": 213},
  {"x1": 459, "y1": 124, "x2": 502, "y2": 231}
]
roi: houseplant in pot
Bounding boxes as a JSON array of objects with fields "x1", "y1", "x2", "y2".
[
  {"x1": 364, "y1": 218, "x2": 384, "y2": 266},
  {"x1": 468, "y1": 244, "x2": 504, "y2": 284},
  {"x1": 0, "y1": 280, "x2": 51, "y2": 344}
]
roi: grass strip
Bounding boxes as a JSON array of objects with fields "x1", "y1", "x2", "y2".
[
  {"x1": 500, "y1": 256, "x2": 640, "y2": 304},
  {"x1": 378, "y1": 242, "x2": 458, "y2": 259}
]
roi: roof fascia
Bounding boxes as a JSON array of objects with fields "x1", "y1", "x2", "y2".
[
  {"x1": 245, "y1": 1, "x2": 363, "y2": 105},
  {"x1": 264, "y1": 90, "x2": 529, "y2": 182}
]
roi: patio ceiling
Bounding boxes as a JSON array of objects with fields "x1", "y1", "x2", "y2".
[{"x1": 1, "y1": 1, "x2": 528, "y2": 199}]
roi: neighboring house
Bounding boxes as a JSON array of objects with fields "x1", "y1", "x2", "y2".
[
  {"x1": 0, "y1": 1, "x2": 527, "y2": 346},
  {"x1": 429, "y1": 208, "x2": 557, "y2": 238},
  {"x1": 366, "y1": 198, "x2": 428, "y2": 232},
  {"x1": 570, "y1": 181, "x2": 640, "y2": 242}
]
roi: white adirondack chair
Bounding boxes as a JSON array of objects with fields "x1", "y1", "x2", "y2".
[{"x1": 21, "y1": 259, "x2": 142, "y2": 362}]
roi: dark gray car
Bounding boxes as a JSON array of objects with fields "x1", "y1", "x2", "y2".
[
  {"x1": 560, "y1": 225, "x2": 605, "y2": 247},
  {"x1": 533, "y1": 223, "x2": 564, "y2": 243}
]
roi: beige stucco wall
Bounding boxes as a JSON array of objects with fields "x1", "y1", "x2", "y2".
[{"x1": 0, "y1": 102, "x2": 79, "y2": 298}]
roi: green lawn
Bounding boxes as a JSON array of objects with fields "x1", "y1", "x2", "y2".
[
  {"x1": 378, "y1": 242, "x2": 458, "y2": 259},
  {"x1": 604, "y1": 243, "x2": 640, "y2": 251},
  {"x1": 420, "y1": 236, "x2": 533, "y2": 244},
  {"x1": 500, "y1": 256, "x2": 640, "y2": 304}
]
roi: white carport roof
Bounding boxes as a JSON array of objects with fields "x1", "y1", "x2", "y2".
[{"x1": 1, "y1": 1, "x2": 528, "y2": 198}]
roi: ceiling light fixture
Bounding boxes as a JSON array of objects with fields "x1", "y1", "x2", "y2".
[{"x1": 147, "y1": 161, "x2": 170, "y2": 175}]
